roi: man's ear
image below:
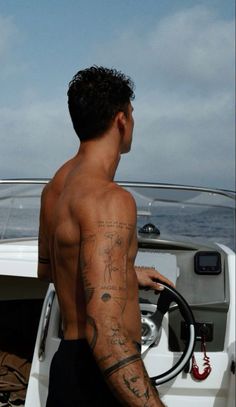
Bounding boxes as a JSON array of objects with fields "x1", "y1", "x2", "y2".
[{"x1": 116, "y1": 111, "x2": 127, "y2": 134}]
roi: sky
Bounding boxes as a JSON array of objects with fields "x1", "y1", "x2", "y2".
[{"x1": 0, "y1": 0, "x2": 235, "y2": 190}]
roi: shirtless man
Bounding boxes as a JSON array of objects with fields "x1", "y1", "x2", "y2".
[{"x1": 38, "y1": 66, "x2": 170, "y2": 406}]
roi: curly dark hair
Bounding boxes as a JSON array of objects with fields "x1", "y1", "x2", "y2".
[{"x1": 67, "y1": 66, "x2": 135, "y2": 141}]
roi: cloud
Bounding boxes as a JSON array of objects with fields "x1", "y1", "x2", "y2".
[
  {"x1": 0, "y1": 6, "x2": 235, "y2": 190},
  {"x1": 116, "y1": 81, "x2": 234, "y2": 188},
  {"x1": 147, "y1": 6, "x2": 234, "y2": 91},
  {"x1": 0, "y1": 14, "x2": 26, "y2": 80},
  {"x1": 0, "y1": 15, "x2": 18, "y2": 60},
  {"x1": 94, "y1": 5, "x2": 234, "y2": 93},
  {"x1": 0, "y1": 100, "x2": 78, "y2": 178},
  {"x1": 90, "y1": 5, "x2": 235, "y2": 189}
]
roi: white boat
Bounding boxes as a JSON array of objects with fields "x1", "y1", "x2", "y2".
[{"x1": 0, "y1": 179, "x2": 235, "y2": 407}]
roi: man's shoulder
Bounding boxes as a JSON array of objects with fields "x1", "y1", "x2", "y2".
[
  {"x1": 96, "y1": 183, "x2": 137, "y2": 223},
  {"x1": 41, "y1": 158, "x2": 74, "y2": 200},
  {"x1": 107, "y1": 184, "x2": 136, "y2": 209},
  {"x1": 71, "y1": 182, "x2": 137, "y2": 225}
]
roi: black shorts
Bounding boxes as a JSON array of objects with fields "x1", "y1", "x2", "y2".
[{"x1": 46, "y1": 339, "x2": 124, "y2": 407}]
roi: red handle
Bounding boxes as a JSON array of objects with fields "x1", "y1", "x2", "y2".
[
  {"x1": 191, "y1": 363, "x2": 212, "y2": 380},
  {"x1": 191, "y1": 353, "x2": 212, "y2": 381}
]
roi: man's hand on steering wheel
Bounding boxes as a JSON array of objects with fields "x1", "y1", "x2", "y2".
[{"x1": 135, "y1": 266, "x2": 175, "y2": 293}]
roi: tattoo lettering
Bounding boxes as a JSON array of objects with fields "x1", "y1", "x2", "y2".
[
  {"x1": 86, "y1": 316, "x2": 98, "y2": 350},
  {"x1": 101, "y1": 285, "x2": 126, "y2": 292},
  {"x1": 103, "y1": 353, "x2": 141, "y2": 377},
  {"x1": 98, "y1": 221, "x2": 133, "y2": 231}
]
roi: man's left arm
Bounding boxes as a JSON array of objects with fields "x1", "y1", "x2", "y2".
[{"x1": 37, "y1": 199, "x2": 52, "y2": 282}]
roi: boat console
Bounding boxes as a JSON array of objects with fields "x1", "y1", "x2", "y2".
[{"x1": 137, "y1": 232, "x2": 229, "y2": 354}]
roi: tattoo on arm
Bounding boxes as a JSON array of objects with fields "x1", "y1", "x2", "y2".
[
  {"x1": 100, "y1": 291, "x2": 127, "y2": 313},
  {"x1": 104, "y1": 317, "x2": 130, "y2": 351},
  {"x1": 101, "y1": 293, "x2": 111, "y2": 302},
  {"x1": 123, "y1": 373, "x2": 150, "y2": 400},
  {"x1": 38, "y1": 256, "x2": 50, "y2": 264},
  {"x1": 100, "y1": 231, "x2": 126, "y2": 284},
  {"x1": 103, "y1": 353, "x2": 141, "y2": 377}
]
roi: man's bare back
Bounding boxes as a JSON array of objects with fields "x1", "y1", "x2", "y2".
[
  {"x1": 49, "y1": 173, "x2": 141, "y2": 343},
  {"x1": 39, "y1": 66, "x2": 167, "y2": 406}
]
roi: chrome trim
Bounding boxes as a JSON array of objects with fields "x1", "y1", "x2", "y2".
[{"x1": 0, "y1": 179, "x2": 50, "y2": 185}]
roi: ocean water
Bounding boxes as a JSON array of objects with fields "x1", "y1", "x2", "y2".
[
  {"x1": 138, "y1": 206, "x2": 235, "y2": 250},
  {"x1": 0, "y1": 206, "x2": 235, "y2": 251}
]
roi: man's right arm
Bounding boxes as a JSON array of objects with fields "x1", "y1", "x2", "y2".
[{"x1": 80, "y1": 194, "x2": 164, "y2": 406}]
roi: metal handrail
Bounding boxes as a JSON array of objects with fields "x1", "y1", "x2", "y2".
[
  {"x1": 0, "y1": 178, "x2": 235, "y2": 200},
  {"x1": 38, "y1": 289, "x2": 55, "y2": 361}
]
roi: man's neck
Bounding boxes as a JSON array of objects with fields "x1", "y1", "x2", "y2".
[{"x1": 76, "y1": 130, "x2": 122, "y2": 181}]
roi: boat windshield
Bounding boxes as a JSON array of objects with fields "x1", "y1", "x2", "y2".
[{"x1": 0, "y1": 180, "x2": 235, "y2": 250}]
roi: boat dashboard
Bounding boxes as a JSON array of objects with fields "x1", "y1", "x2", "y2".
[{"x1": 136, "y1": 231, "x2": 232, "y2": 355}]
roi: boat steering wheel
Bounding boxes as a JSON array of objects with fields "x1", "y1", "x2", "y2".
[{"x1": 140, "y1": 282, "x2": 196, "y2": 385}]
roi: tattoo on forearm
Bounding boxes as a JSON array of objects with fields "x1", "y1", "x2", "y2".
[
  {"x1": 86, "y1": 316, "x2": 98, "y2": 350},
  {"x1": 123, "y1": 373, "x2": 150, "y2": 400},
  {"x1": 101, "y1": 291, "x2": 127, "y2": 313},
  {"x1": 104, "y1": 318, "x2": 130, "y2": 351},
  {"x1": 103, "y1": 353, "x2": 141, "y2": 377},
  {"x1": 38, "y1": 256, "x2": 50, "y2": 264}
]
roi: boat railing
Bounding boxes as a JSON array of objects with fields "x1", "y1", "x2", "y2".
[{"x1": 0, "y1": 179, "x2": 235, "y2": 200}]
